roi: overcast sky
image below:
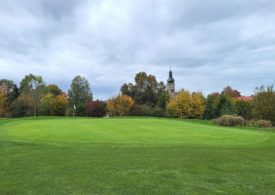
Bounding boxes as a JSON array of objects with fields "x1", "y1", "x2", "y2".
[{"x1": 0, "y1": 0, "x2": 274, "y2": 99}]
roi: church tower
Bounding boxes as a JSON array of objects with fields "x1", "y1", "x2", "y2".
[{"x1": 167, "y1": 69, "x2": 175, "y2": 97}]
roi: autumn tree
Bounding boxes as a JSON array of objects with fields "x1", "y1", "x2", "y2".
[
  {"x1": 222, "y1": 86, "x2": 241, "y2": 98},
  {"x1": 167, "y1": 90, "x2": 205, "y2": 119},
  {"x1": 0, "y1": 89, "x2": 8, "y2": 117},
  {"x1": 0, "y1": 79, "x2": 19, "y2": 116},
  {"x1": 86, "y1": 100, "x2": 106, "y2": 117},
  {"x1": 191, "y1": 92, "x2": 205, "y2": 119},
  {"x1": 38, "y1": 84, "x2": 63, "y2": 116},
  {"x1": 106, "y1": 95, "x2": 134, "y2": 116},
  {"x1": 0, "y1": 79, "x2": 19, "y2": 109},
  {"x1": 50, "y1": 95, "x2": 68, "y2": 116},
  {"x1": 68, "y1": 76, "x2": 93, "y2": 116},
  {"x1": 167, "y1": 90, "x2": 192, "y2": 118}
]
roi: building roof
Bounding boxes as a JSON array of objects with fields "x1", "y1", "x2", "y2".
[{"x1": 236, "y1": 96, "x2": 253, "y2": 101}]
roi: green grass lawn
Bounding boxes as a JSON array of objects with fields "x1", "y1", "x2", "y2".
[{"x1": 0, "y1": 117, "x2": 275, "y2": 194}]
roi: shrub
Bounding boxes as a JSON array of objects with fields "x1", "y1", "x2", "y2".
[
  {"x1": 129, "y1": 104, "x2": 153, "y2": 116},
  {"x1": 129, "y1": 105, "x2": 166, "y2": 117},
  {"x1": 65, "y1": 107, "x2": 74, "y2": 116},
  {"x1": 152, "y1": 107, "x2": 166, "y2": 117},
  {"x1": 214, "y1": 115, "x2": 245, "y2": 127},
  {"x1": 252, "y1": 120, "x2": 272, "y2": 128}
]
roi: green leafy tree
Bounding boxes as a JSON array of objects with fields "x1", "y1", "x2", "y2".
[
  {"x1": 20, "y1": 74, "x2": 44, "y2": 91},
  {"x1": 120, "y1": 72, "x2": 167, "y2": 107},
  {"x1": 39, "y1": 94, "x2": 54, "y2": 116},
  {"x1": 134, "y1": 72, "x2": 157, "y2": 105},
  {"x1": 39, "y1": 85, "x2": 63, "y2": 116},
  {"x1": 252, "y1": 86, "x2": 275, "y2": 125},
  {"x1": 19, "y1": 74, "x2": 45, "y2": 116},
  {"x1": 68, "y1": 76, "x2": 93, "y2": 116},
  {"x1": 235, "y1": 99, "x2": 252, "y2": 119},
  {"x1": 120, "y1": 83, "x2": 136, "y2": 97},
  {"x1": 157, "y1": 91, "x2": 169, "y2": 110},
  {"x1": 203, "y1": 93, "x2": 220, "y2": 119},
  {"x1": 11, "y1": 94, "x2": 34, "y2": 117},
  {"x1": 217, "y1": 94, "x2": 235, "y2": 116},
  {"x1": 46, "y1": 84, "x2": 62, "y2": 96}
]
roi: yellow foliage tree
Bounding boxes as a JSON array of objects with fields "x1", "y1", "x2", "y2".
[
  {"x1": 106, "y1": 95, "x2": 134, "y2": 116},
  {"x1": 167, "y1": 90, "x2": 192, "y2": 118},
  {"x1": 50, "y1": 95, "x2": 68, "y2": 116},
  {"x1": 0, "y1": 89, "x2": 8, "y2": 117},
  {"x1": 191, "y1": 92, "x2": 205, "y2": 118},
  {"x1": 167, "y1": 90, "x2": 205, "y2": 119}
]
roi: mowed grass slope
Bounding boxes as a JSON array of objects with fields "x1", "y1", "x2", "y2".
[{"x1": 0, "y1": 117, "x2": 275, "y2": 194}]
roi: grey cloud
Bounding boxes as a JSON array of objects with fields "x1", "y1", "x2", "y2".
[{"x1": 0, "y1": 0, "x2": 274, "y2": 100}]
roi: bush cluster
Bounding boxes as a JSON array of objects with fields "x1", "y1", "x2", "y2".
[
  {"x1": 214, "y1": 115, "x2": 273, "y2": 129},
  {"x1": 129, "y1": 105, "x2": 166, "y2": 117},
  {"x1": 249, "y1": 120, "x2": 272, "y2": 128},
  {"x1": 214, "y1": 115, "x2": 245, "y2": 127}
]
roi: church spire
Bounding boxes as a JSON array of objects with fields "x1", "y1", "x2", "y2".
[
  {"x1": 167, "y1": 68, "x2": 175, "y2": 83},
  {"x1": 167, "y1": 68, "x2": 175, "y2": 96}
]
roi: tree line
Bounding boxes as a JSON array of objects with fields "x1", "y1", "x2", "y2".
[
  {"x1": 0, "y1": 74, "x2": 93, "y2": 117},
  {"x1": 0, "y1": 72, "x2": 274, "y2": 126}
]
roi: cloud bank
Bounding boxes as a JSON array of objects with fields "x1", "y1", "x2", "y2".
[{"x1": 0, "y1": 0, "x2": 274, "y2": 99}]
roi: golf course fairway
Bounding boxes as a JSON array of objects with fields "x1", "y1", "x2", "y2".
[{"x1": 0, "y1": 117, "x2": 274, "y2": 194}]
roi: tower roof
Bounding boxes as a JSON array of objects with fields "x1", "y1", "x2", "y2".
[{"x1": 167, "y1": 69, "x2": 175, "y2": 83}]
